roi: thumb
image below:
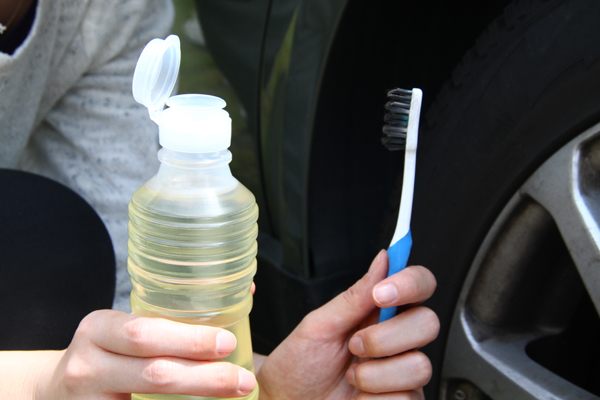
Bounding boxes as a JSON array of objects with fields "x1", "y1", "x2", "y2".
[{"x1": 305, "y1": 250, "x2": 389, "y2": 337}]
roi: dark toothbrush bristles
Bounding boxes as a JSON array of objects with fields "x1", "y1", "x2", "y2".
[{"x1": 382, "y1": 88, "x2": 412, "y2": 151}]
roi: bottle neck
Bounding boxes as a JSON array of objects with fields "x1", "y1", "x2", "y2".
[
  {"x1": 158, "y1": 148, "x2": 232, "y2": 169},
  {"x1": 153, "y1": 148, "x2": 236, "y2": 191}
]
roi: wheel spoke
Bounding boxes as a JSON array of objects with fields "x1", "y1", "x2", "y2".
[
  {"x1": 444, "y1": 123, "x2": 600, "y2": 399},
  {"x1": 444, "y1": 312, "x2": 598, "y2": 399},
  {"x1": 521, "y1": 122, "x2": 600, "y2": 313}
]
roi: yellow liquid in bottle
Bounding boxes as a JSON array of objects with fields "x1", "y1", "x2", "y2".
[
  {"x1": 130, "y1": 295, "x2": 258, "y2": 400},
  {"x1": 127, "y1": 150, "x2": 259, "y2": 400}
]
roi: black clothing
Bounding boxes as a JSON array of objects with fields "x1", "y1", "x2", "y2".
[
  {"x1": 0, "y1": 169, "x2": 115, "y2": 350},
  {"x1": 0, "y1": 1, "x2": 38, "y2": 55}
]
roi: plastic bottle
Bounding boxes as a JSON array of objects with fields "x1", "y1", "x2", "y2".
[{"x1": 126, "y1": 35, "x2": 259, "y2": 400}]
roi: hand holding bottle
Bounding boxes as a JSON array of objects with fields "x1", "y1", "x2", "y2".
[
  {"x1": 4, "y1": 311, "x2": 256, "y2": 400},
  {"x1": 256, "y1": 250, "x2": 439, "y2": 399}
]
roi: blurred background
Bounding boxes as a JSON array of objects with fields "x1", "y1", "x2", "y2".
[{"x1": 171, "y1": 1, "x2": 260, "y2": 199}]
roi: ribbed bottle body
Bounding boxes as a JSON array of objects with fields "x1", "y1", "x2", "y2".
[{"x1": 127, "y1": 150, "x2": 258, "y2": 400}]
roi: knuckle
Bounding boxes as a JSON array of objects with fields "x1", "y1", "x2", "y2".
[
  {"x1": 425, "y1": 267, "x2": 438, "y2": 290},
  {"x1": 124, "y1": 318, "x2": 154, "y2": 352},
  {"x1": 298, "y1": 311, "x2": 317, "y2": 332},
  {"x1": 412, "y1": 266, "x2": 437, "y2": 296},
  {"x1": 188, "y1": 327, "x2": 211, "y2": 357},
  {"x1": 297, "y1": 311, "x2": 324, "y2": 339},
  {"x1": 298, "y1": 311, "x2": 334, "y2": 343},
  {"x1": 61, "y1": 356, "x2": 92, "y2": 392},
  {"x1": 75, "y1": 311, "x2": 101, "y2": 338},
  {"x1": 352, "y1": 363, "x2": 375, "y2": 392},
  {"x1": 343, "y1": 284, "x2": 360, "y2": 304},
  {"x1": 142, "y1": 359, "x2": 177, "y2": 389},
  {"x1": 420, "y1": 307, "x2": 441, "y2": 339},
  {"x1": 409, "y1": 351, "x2": 433, "y2": 387},
  {"x1": 343, "y1": 284, "x2": 370, "y2": 314},
  {"x1": 212, "y1": 363, "x2": 238, "y2": 393},
  {"x1": 362, "y1": 329, "x2": 385, "y2": 357},
  {"x1": 401, "y1": 271, "x2": 423, "y2": 301}
]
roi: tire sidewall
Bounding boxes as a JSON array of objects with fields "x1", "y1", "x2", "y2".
[{"x1": 413, "y1": 0, "x2": 600, "y2": 396}]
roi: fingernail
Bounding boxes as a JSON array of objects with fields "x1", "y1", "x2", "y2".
[
  {"x1": 216, "y1": 331, "x2": 237, "y2": 356},
  {"x1": 373, "y1": 283, "x2": 398, "y2": 306},
  {"x1": 349, "y1": 335, "x2": 365, "y2": 356},
  {"x1": 238, "y1": 368, "x2": 256, "y2": 394}
]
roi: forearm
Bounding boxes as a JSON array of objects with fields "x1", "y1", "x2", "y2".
[{"x1": 0, "y1": 350, "x2": 62, "y2": 400}]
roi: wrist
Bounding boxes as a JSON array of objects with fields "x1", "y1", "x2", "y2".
[
  {"x1": 0, "y1": 350, "x2": 63, "y2": 400},
  {"x1": 27, "y1": 350, "x2": 65, "y2": 400}
]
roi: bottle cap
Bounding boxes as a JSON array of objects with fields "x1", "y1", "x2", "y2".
[
  {"x1": 132, "y1": 35, "x2": 180, "y2": 118},
  {"x1": 132, "y1": 35, "x2": 231, "y2": 153}
]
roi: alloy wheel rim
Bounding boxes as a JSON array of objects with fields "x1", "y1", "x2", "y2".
[{"x1": 442, "y1": 121, "x2": 600, "y2": 399}]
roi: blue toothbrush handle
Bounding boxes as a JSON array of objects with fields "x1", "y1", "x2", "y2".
[{"x1": 378, "y1": 229, "x2": 412, "y2": 323}]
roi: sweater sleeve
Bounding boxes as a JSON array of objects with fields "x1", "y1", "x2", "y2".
[{"x1": 21, "y1": 0, "x2": 175, "y2": 312}]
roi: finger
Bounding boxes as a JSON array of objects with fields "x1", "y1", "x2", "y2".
[
  {"x1": 300, "y1": 250, "x2": 389, "y2": 337},
  {"x1": 251, "y1": 282, "x2": 256, "y2": 295},
  {"x1": 372, "y1": 265, "x2": 436, "y2": 309},
  {"x1": 78, "y1": 310, "x2": 237, "y2": 360},
  {"x1": 349, "y1": 307, "x2": 440, "y2": 358},
  {"x1": 352, "y1": 390, "x2": 424, "y2": 400},
  {"x1": 357, "y1": 308, "x2": 380, "y2": 332},
  {"x1": 346, "y1": 351, "x2": 432, "y2": 393},
  {"x1": 61, "y1": 349, "x2": 256, "y2": 397}
]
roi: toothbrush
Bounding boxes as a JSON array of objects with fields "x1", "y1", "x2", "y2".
[{"x1": 378, "y1": 87, "x2": 423, "y2": 323}]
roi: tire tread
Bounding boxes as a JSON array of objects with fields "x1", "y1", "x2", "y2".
[{"x1": 426, "y1": 0, "x2": 565, "y2": 128}]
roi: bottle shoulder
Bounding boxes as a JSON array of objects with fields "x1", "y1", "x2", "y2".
[{"x1": 131, "y1": 177, "x2": 257, "y2": 221}]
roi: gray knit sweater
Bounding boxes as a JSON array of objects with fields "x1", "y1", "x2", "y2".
[{"x1": 0, "y1": 0, "x2": 174, "y2": 312}]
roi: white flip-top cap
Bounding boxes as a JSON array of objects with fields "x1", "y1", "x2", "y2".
[{"x1": 132, "y1": 35, "x2": 231, "y2": 153}]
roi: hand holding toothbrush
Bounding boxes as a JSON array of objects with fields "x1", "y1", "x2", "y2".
[
  {"x1": 256, "y1": 250, "x2": 439, "y2": 399},
  {"x1": 257, "y1": 89, "x2": 434, "y2": 399}
]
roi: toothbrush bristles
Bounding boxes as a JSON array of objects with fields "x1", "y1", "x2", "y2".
[{"x1": 382, "y1": 88, "x2": 412, "y2": 151}]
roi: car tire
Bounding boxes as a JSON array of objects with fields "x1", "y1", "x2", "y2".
[{"x1": 405, "y1": 0, "x2": 600, "y2": 397}]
